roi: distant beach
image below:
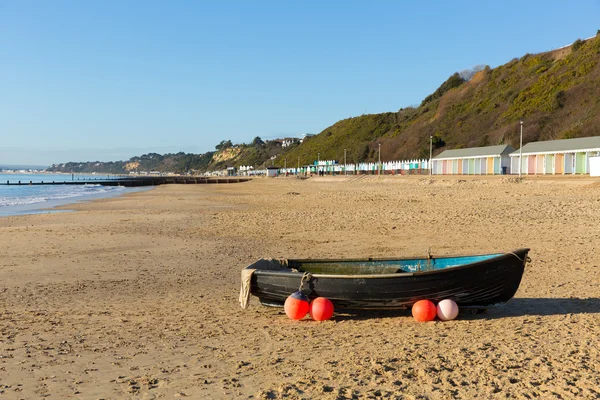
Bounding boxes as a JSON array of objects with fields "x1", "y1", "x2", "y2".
[{"x1": 0, "y1": 176, "x2": 598, "y2": 398}]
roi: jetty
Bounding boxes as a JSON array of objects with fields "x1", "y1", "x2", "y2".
[{"x1": 1, "y1": 176, "x2": 251, "y2": 187}]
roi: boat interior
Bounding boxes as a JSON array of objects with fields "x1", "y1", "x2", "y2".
[{"x1": 250, "y1": 254, "x2": 504, "y2": 275}]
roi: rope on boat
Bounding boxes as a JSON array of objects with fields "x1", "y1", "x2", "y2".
[
  {"x1": 506, "y1": 252, "x2": 532, "y2": 265},
  {"x1": 425, "y1": 248, "x2": 432, "y2": 271},
  {"x1": 299, "y1": 271, "x2": 313, "y2": 292}
]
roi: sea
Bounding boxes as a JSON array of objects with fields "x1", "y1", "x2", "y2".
[{"x1": 0, "y1": 172, "x2": 144, "y2": 217}]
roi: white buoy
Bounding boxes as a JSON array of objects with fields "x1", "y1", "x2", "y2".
[{"x1": 436, "y1": 299, "x2": 459, "y2": 321}]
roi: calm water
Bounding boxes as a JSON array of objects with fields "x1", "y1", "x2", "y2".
[{"x1": 0, "y1": 173, "x2": 138, "y2": 216}]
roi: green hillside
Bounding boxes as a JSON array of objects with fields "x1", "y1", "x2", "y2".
[
  {"x1": 272, "y1": 34, "x2": 600, "y2": 167},
  {"x1": 48, "y1": 34, "x2": 600, "y2": 173}
]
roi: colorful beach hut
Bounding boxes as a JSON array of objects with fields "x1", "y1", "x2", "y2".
[
  {"x1": 509, "y1": 136, "x2": 600, "y2": 175},
  {"x1": 431, "y1": 145, "x2": 515, "y2": 175},
  {"x1": 266, "y1": 166, "x2": 279, "y2": 177}
]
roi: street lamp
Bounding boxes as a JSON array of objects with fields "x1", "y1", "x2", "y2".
[
  {"x1": 344, "y1": 149, "x2": 347, "y2": 176},
  {"x1": 429, "y1": 135, "x2": 433, "y2": 176},
  {"x1": 378, "y1": 143, "x2": 381, "y2": 176},
  {"x1": 519, "y1": 119, "x2": 523, "y2": 177},
  {"x1": 317, "y1": 152, "x2": 320, "y2": 176}
]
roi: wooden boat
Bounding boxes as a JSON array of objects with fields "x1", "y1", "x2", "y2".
[{"x1": 240, "y1": 248, "x2": 530, "y2": 310}]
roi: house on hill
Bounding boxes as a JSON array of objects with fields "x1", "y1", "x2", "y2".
[
  {"x1": 432, "y1": 145, "x2": 515, "y2": 175},
  {"x1": 509, "y1": 136, "x2": 600, "y2": 175},
  {"x1": 281, "y1": 138, "x2": 299, "y2": 148},
  {"x1": 300, "y1": 134, "x2": 314, "y2": 143}
]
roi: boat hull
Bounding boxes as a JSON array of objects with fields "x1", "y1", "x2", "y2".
[{"x1": 247, "y1": 249, "x2": 529, "y2": 310}]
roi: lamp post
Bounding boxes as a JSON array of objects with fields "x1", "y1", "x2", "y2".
[
  {"x1": 429, "y1": 135, "x2": 433, "y2": 176},
  {"x1": 344, "y1": 149, "x2": 347, "y2": 175},
  {"x1": 378, "y1": 143, "x2": 381, "y2": 176},
  {"x1": 284, "y1": 158, "x2": 286, "y2": 173},
  {"x1": 519, "y1": 119, "x2": 523, "y2": 177},
  {"x1": 317, "y1": 153, "x2": 320, "y2": 176},
  {"x1": 297, "y1": 156, "x2": 300, "y2": 174}
]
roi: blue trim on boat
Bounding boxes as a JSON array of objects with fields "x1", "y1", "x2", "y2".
[{"x1": 401, "y1": 254, "x2": 502, "y2": 272}]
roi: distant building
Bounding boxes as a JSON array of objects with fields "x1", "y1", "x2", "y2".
[
  {"x1": 432, "y1": 145, "x2": 515, "y2": 175},
  {"x1": 300, "y1": 134, "x2": 315, "y2": 143},
  {"x1": 282, "y1": 138, "x2": 300, "y2": 148},
  {"x1": 237, "y1": 165, "x2": 255, "y2": 176},
  {"x1": 509, "y1": 136, "x2": 600, "y2": 175}
]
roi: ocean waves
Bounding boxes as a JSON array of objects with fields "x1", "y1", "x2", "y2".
[{"x1": 0, "y1": 184, "x2": 126, "y2": 208}]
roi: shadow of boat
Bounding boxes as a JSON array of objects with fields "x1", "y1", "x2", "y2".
[
  {"x1": 332, "y1": 297, "x2": 600, "y2": 321},
  {"x1": 483, "y1": 297, "x2": 600, "y2": 319}
]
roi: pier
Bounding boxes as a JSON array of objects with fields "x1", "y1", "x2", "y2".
[{"x1": 2, "y1": 176, "x2": 251, "y2": 187}]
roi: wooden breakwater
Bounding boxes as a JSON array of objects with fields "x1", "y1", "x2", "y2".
[{"x1": 1, "y1": 176, "x2": 251, "y2": 187}]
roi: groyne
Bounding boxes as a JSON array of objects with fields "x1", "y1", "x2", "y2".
[{"x1": 1, "y1": 176, "x2": 251, "y2": 187}]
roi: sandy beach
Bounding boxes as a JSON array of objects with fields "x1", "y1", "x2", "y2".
[{"x1": 0, "y1": 176, "x2": 599, "y2": 399}]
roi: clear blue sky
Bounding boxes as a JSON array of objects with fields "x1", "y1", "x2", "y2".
[{"x1": 1, "y1": 0, "x2": 598, "y2": 165}]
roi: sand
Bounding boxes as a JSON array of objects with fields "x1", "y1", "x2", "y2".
[{"x1": 0, "y1": 175, "x2": 599, "y2": 399}]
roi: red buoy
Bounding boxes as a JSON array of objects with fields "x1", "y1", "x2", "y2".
[
  {"x1": 309, "y1": 297, "x2": 334, "y2": 321},
  {"x1": 412, "y1": 300, "x2": 437, "y2": 322},
  {"x1": 284, "y1": 291, "x2": 310, "y2": 320}
]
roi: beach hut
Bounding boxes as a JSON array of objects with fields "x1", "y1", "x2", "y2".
[
  {"x1": 509, "y1": 136, "x2": 600, "y2": 175},
  {"x1": 431, "y1": 145, "x2": 515, "y2": 175},
  {"x1": 590, "y1": 157, "x2": 600, "y2": 177},
  {"x1": 266, "y1": 166, "x2": 279, "y2": 177}
]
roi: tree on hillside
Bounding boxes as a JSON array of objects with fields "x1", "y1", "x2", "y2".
[
  {"x1": 215, "y1": 140, "x2": 233, "y2": 151},
  {"x1": 358, "y1": 144, "x2": 369, "y2": 161},
  {"x1": 251, "y1": 136, "x2": 265, "y2": 147},
  {"x1": 572, "y1": 39, "x2": 585, "y2": 51},
  {"x1": 459, "y1": 65, "x2": 486, "y2": 81},
  {"x1": 432, "y1": 134, "x2": 445, "y2": 149},
  {"x1": 420, "y1": 72, "x2": 466, "y2": 106}
]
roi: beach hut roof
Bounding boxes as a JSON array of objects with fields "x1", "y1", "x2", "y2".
[
  {"x1": 509, "y1": 136, "x2": 600, "y2": 156},
  {"x1": 433, "y1": 145, "x2": 515, "y2": 160}
]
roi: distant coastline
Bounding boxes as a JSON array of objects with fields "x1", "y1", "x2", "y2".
[
  {"x1": 0, "y1": 165, "x2": 49, "y2": 171},
  {"x1": 0, "y1": 170, "x2": 111, "y2": 175}
]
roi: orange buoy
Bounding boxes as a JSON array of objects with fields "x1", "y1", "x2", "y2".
[
  {"x1": 284, "y1": 291, "x2": 310, "y2": 320},
  {"x1": 412, "y1": 299, "x2": 437, "y2": 322},
  {"x1": 309, "y1": 297, "x2": 334, "y2": 321}
]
